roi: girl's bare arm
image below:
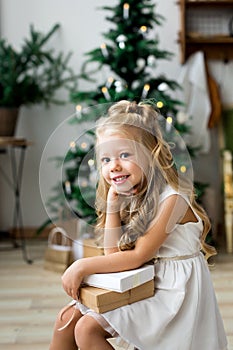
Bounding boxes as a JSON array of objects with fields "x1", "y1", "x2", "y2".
[{"x1": 62, "y1": 195, "x2": 187, "y2": 299}]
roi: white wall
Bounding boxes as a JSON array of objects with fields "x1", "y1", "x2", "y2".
[{"x1": 0, "y1": 0, "x2": 232, "y2": 234}]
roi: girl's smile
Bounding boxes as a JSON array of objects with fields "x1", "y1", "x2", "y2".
[{"x1": 111, "y1": 174, "x2": 130, "y2": 184}]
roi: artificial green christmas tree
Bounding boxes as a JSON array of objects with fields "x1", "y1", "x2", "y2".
[{"x1": 46, "y1": 0, "x2": 196, "y2": 228}]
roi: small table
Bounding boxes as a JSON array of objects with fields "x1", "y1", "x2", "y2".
[{"x1": 0, "y1": 137, "x2": 32, "y2": 263}]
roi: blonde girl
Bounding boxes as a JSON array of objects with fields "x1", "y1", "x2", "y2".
[{"x1": 50, "y1": 100, "x2": 227, "y2": 350}]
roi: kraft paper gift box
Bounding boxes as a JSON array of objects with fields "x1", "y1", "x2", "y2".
[
  {"x1": 83, "y1": 238, "x2": 104, "y2": 257},
  {"x1": 79, "y1": 280, "x2": 155, "y2": 313},
  {"x1": 83, "y1": 264, "x2": 155, "y2": 292}
]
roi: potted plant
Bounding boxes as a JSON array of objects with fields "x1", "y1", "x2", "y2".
[{"x1": 0, "y1": 23, "x2": 77, "y2": 136}]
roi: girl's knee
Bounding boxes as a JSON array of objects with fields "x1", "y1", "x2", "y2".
[
  {"x1": 75, "y1": 315, "x2": 107, "y2": 347},
  {"x1": 75, "y1": 316, "x2": 92, "y2": 346},
  {"x1": 50, "y1": 305, "x2": 82, "y2": 349}
]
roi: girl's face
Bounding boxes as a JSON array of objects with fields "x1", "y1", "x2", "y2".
[{"x1": 97, "y1": 132, "x2": 148, "y2": 194}]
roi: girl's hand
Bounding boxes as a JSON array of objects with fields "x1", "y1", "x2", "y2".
[
  {"x1": 106, "y1": 185, "x2": 127, "y2": 212},
  {"x1": 61, "y1": 260, "x2": 84, "y2": 300},
  {"x1": 107, "y1": 185, "x2": 138, "y2": 212},
  {"x1": 107, "y1": 185, "x2": 119, "y2": 202}
]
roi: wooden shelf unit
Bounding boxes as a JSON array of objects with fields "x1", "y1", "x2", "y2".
[{"x1": 178, "y1": 0, "x2": 233, "y2": 63}]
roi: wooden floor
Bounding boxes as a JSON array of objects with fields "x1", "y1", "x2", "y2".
[{"x1": 0, "y1": 239, "x2": 232, "y2": 350}]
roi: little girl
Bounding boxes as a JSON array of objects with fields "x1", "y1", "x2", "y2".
[{"x1": 50, "y1": 100, "x2": 227, "y2": 350}]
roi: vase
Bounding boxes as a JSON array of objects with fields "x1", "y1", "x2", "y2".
[{"x1": 0, "y1": 107, "x2": 19, "y2": 137}]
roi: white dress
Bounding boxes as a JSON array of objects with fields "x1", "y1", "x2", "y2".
[{"x1": 79, "y1": 185, "x2": 228, "y2": 350}]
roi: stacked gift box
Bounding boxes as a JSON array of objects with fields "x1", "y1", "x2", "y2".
[{"x1": 79, "y1": 264, "x2": 155, "y2": 313}]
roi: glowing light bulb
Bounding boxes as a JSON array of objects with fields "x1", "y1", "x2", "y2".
[
  {"x1": 76, "y1": 105, "x2": 82, "y2": 118},
  {"x1": 123, "y1": 3, "x2": 130, "y2": 19},
  {"x1": 157, "y1": 101, "x2": 164, "y2": 109},
  {"x1": 180, "y1": 165, "x2": 187, "y2": 173},
  {"x1": 141, "y1": 84, "x2": 150, "y2": 98},
  {"x1": 101, "y1": 86, "x2": 111, "y2": 100},
  {"x1": 70, "y1": 141, "x2": 76, "y2": 152},
  {"x1": 76, "y1": 105, "x2": 82, "y2": 112},
  {"x1": 166, "y1": 116, "x2": 173, "y2": 132},
  {"x1": 167, "y1": 116, "x2": 173, "y2": 124},
  {"x1": 140, "y1": 25, "x2": 147, "y2": 33},
  {"x1": 100, "y1": 43, "x2": 108, "y2": 57},
  {"x1": 88, "y1": 159, "x2": 95, "y2": 167},
  {"x1": 81, "y1": 142, "x2": 87, "y2": 149},
  {"x1": 140, "y1": 26, "x2": 148, "y2": 37},
  {"x1": 65, "y1": 181, "x2": 72, "y2": 194},
  {"x1": 106, "y1": 76, "x2": 114, "y2": 88}
]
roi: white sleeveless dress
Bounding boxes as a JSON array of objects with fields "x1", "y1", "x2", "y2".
[{"x1": 78, "y1": 185, "x2": 228, "y2": 350}]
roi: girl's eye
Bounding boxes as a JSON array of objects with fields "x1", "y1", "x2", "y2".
[
  {"x1": 101, "y1": 157, "x2": 110, "y2": 164},
  {"x1": 120, "y1": 152, "x2": 130, "y2": 159}
]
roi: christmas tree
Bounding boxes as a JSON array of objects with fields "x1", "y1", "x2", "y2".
[{"x1": 46, "y1": 0, "x2": 197, "y2": 230}]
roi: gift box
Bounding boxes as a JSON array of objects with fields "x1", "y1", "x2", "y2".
[
  {"x1": 83, "y1": 238, "x2": 104, "y2": 257},
  {"x1": 83, "y1": 264, "x2": 155, "y2": 292},
  {"x1": 79, "y1": 279, "x2": 154, "y2": 313}
]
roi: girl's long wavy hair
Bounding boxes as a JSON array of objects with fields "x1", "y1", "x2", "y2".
[{"x1": 95, "y1": 100, "x2": 216, "y2": 258}]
